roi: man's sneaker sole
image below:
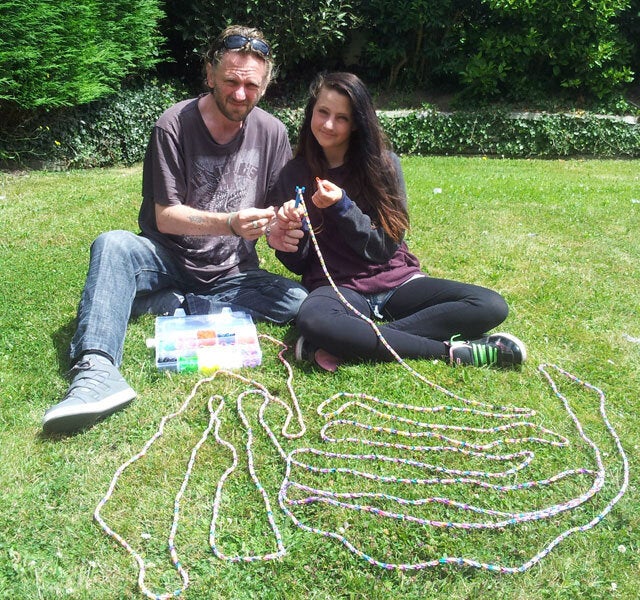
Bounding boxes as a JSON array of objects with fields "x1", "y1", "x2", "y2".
[{"x1": 42, "y1": 388, "x2": 136, "y2": 435}]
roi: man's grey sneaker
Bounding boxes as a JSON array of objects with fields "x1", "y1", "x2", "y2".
[
  {"x1": 42, "y1": 354, "x2": 137, "y2": 435},
  {"x1": 131, "y1": 288, "x2": 185, "y2": 318},
  {"x1": 449, "y1": 332, "x2": 527, "y2": 368}
]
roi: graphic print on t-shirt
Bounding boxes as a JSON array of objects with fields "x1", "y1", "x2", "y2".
[
  {"x1": 190, "y1": 156, "x2": 225, "y2": 207},
  {"x1": 188, "y1": 148, "x2": 260, "y2": 214},
  {"x1": 182, "y1": 148, "x2": 261, "y2": 267}
]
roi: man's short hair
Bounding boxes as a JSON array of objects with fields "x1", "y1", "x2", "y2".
[{"x1": 205, "y1": 25, "x2": 275, "y2": 86}]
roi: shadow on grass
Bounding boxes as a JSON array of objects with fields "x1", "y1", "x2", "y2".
[{"x1": 51, "y1": 317, "x2": 76, "y2": 377}]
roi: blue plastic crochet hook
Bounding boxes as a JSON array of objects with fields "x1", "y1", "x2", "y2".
[
  {"x1": 294, "y1": 186, "x2": 308, "y2": 230},
  {"x1": 294, "y1": 186, "x2": 305, "y2": 208}
]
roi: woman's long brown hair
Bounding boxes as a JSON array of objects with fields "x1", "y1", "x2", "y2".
[{"x1": 295, "y1": 72, "x2": 409, "y2": 242}]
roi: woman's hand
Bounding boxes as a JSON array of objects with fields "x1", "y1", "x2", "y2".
[
  {"x1": 277, "y1": 199, "x2": 305, "y2": 228},
  {"x1": 312, "y1": 178, "x2": 342, "y2": 208},
  {"x1": 266, "y1": 201, "x2": 306, "y2": 252}
]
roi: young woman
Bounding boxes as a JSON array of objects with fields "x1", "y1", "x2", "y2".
[{"x1": 269, "y1": 72, "x2": 526, "y2": 372}]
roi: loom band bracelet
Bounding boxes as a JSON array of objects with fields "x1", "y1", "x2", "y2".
[{"x1": 227, "y1": 212, "x2": 241, "y2": 236}]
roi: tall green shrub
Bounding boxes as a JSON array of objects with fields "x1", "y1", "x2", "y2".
[
  {"x1": 162, "y1": 0, "x2": 359, "y2": 79},
  {"x1": 0, "y1": 0, "x2": 165, "y2": 111},
  {"x1": 351, "y1": 0, "x2": 633, "y2": 102},
  {"x1": 356, "y1": 0, "x2": 485, "y2": 88},
  {"x1": 617, "y1": 0, "x2": 640, "y2": 79},
  {"x1": 459, "y1": 0, "x2": 633, "y2": 100},
  {"x1": 157, "y1": 0, "x2": 637, "y2": 103}
]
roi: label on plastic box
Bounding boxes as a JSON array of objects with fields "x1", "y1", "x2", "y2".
[{"x1": 149, "y1": 308, "x2": 262, "y2": 373}]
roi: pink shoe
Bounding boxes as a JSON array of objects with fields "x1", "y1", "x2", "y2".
[{"x1": 294, "y1": 337, "x2": 341, "y2": 372}]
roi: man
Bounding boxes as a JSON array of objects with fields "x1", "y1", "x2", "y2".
[{"x1": 42, "y1": 25, "x2": 307, "y2": 435}]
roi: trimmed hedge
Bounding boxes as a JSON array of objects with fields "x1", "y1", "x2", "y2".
[
  {"x1": 0, "y1": 81, "x2": 186, "y2": 169},
  {"x1": 2, "y1": 85, "x2": 639, "y2": 170},
  {"x1": 274, "y1": 107, "x2": 640, "y2": 159},
  {"x1": 377, "y1": 109, "x2": 640, "y2": 158}
]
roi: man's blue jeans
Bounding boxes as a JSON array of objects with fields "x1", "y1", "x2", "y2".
[{"x1": 70, "y1": 230, "x2": 307, "y2": 366}]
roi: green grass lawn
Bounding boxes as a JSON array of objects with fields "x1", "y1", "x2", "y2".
[{"x1": 1, "y1": 157, "x2": 638, "y2": 599}]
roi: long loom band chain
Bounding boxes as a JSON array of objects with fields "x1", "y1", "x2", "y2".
[
  {"x1": 283, "y1": 396, "x2": 604, "y2": 514},
  {"x1": 209, "y1": 389, "x2": 286, "y2": 562},
  {"x1": 279, "y1": 375, "x2": 605, "y2": 527},
  {"x1": 150, "y1": 333, "x2": 610, "y2": 580},
  {"x1": 320, "y1": 415, "x2": 570, "y2": 448},
  {"x1": 95, "y1": 196, "x2": 628, "y2": 596},
  {"x1": 275, "y1": 366, "x2": 622, "y2": 573},
  {"x1": 538, "y1": 364, "x2": 630, "y2": 519},
  {"x1": 263, "y1": 333, "x2": 307, "y2": 440},
  {"x1": 93, "y1": 378, "x2": 208, "y2": 600},
  {"x1": 95, "y1": 336, "x2": 305, "y2": 599},
  {"x1": 271, "y1": 197, "x2": 628, "y2": 573},
  {"x1": 318, "y1": 391, "x2": 535, "y2": 421}
]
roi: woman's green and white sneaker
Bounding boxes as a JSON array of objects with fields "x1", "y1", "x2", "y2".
[
  {"x1": 449, "y1": 332, "x2": 527, "y2": 368},
  {"x1": 42, "y1": 354, "x2": 136, "y2": 435}
]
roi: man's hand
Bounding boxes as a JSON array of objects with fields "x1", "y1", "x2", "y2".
[{"x1": 228, "y1": 207, "x2": 277, "y2": 241}]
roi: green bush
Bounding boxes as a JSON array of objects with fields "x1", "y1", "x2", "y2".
[
  {"x1": 158, "y1": 1, "x2": 638, "y2": 104},
  {"x1": 458, "y1": 0, "x2": 633, "y2": 101},
  {"x1": 2, "y1": 86, "x2": 638, "y2": 169},
  {"x1": 378, "y1": 109, "x2": 640, "y2": 158},
  {"x1": 0, "y1": 81, "x2": 186, "y2": 169},
  {"x1": 162, "y1": 0, "x2": 359, "y2": 79},
  {"x1": 0, "y1": 0, "x2": 165, "y2": 111},
  {"x1": 356, "y1": 0, "x2": 484, "y2": 88},
  {"x1": 342, "y1": 0, "x2": 635, "y2": 103},
  {"x1": 269, "y1": 107, "x2": 304, "y2": 147}
]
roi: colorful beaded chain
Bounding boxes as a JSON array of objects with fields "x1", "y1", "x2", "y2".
[
  {"x1": 94, "y1": 198, "x2": 628, "y2": 597},
  {"x1": 94, "y1": 339, "x2": 306, "y2": 599}
]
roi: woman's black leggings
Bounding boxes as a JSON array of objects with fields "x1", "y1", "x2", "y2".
[{"x1": 295, "y1": 276, "x2": 509, "y2": 362}]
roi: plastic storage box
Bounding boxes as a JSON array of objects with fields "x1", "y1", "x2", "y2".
[{"x1": 148, "y1": 308, "x2": 262, "y2": 373}]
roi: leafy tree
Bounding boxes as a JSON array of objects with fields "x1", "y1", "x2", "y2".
[
  {"x1": 0, "y1": 0, "x2": 165, "y2": 112},
  {"x1": 355, "y1": 0, "x2": 488, "y2": 88},
  {"x1": 617, "y1": 0, "x2": 640, "y2": 83},
  {"x1": 350, "y1": 0, "x2": 633, "y2": 102},
  {"x1": 159, "y1": 0, "x2": 637, "y2": 102},
  {"x1": 161, "y1": 0, "x2": 359, "y2": 83},
  {"x1": 459, "y1": 0, "x2": 633, "y2": 100}
]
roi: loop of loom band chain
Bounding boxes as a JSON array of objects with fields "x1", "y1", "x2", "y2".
[{"x1": 227, "y1": 212, "x2": 240, "y2": 236}]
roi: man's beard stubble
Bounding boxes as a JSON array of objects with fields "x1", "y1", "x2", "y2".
[{"x1": 211, "y1": 87, "x2": 257, "y2": 123}]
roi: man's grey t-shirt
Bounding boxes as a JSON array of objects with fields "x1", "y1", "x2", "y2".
[{"x1": 139, "y1": 95, "x2": 292, "y2": 286}]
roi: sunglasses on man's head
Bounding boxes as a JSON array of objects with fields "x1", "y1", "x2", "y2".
[{"x1": 222, "y1": 35, "x2": 270, "y2": 57}]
